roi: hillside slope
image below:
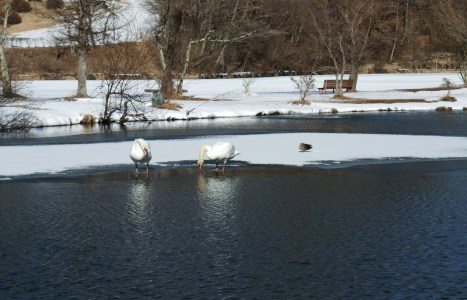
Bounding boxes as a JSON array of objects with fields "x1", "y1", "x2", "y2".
[{"x1": 6, "y1": 2, "x2": 54, "y2": 34}]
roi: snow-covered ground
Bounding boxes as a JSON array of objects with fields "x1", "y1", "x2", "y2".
[
  {"x1": 1, "y1": 73, "x2": 467, "y2": 178},
  {"x1": 1, "y1": 132, "x2": 467, "y2": 177},
  {"x1": 10, "y1": 73, "x2": 467, "y2": 127},
  {"x1": 3, "y1": 6, "x2": 466, "y2": 180}
]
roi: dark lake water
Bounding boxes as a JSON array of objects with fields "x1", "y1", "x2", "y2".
[
  {"x1": 1, "y1": 111, "x2": 466, "y2": 146},
  {"x1": 1, "y1": 112, "x2": 466, "y2": 299}
]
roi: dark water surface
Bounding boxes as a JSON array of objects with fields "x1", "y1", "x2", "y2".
[
  {"x1": 1, "y1": 161, "x2": 466, "y2": 299},
  {"x1": 1, "y1": 112, "x2": 467, "y2": 298},
  {"x1": 1, "y1": 111, "x2": 466, "y2": 146}
]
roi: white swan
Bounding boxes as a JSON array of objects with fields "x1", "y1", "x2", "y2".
[
  {"x1": 130, "y1": 138, "x2": 152, "y2": 172},
  {"x1": 197, "y1": 141, "x2": 240, "y2": 171}
]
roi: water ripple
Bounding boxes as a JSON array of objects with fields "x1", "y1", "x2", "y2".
[{"x1": 1, "y1": 163, "x2": 466, "y2": 298}]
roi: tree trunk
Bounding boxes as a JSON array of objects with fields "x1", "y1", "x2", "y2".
[
  {"x1": 0, "y1": 45, "x2": 12, "y2": 98},
  {"x1": 160, "y1": 69, "x2": 175, "y2": 99},
  {"x1": 389, "y1": 4, "x2": 399, "y2": 62},
  {"x1": 103, "y1": 93, "x2": 111, "y2": 123},
  {"x1": 460, "y1": 59, "x2": 467, "y2": 85},
  {"x1": 0, "y1": 4, "x2": 12, "y2": 98},
  {"x1": 400, "y1": 0, "x2": 409, "y2": 48},
  {"x1": 333, "y1": 67, "x2": 345, "y2": 98},
  {"x1": 157, "y1": 8, "x2": 183, "y2": 100},
  {"x1": 77, "y1": 47, "x2": 88, "y2": 97},
  {"x1": 119, "y1": 100, "x2": 129, "y2": 124},
  {"x1": 153, "y1": 38, "x2": 174, "y2": 99},
  {"x1": 349, "y1": 63, "x2": 358, "y2": 92},
  {"x1": 176, "y1": 40, "x2": 193, "y2": 95},
  {"x1": 334, "y1": 36, "x2": 346, "y2": 98}
]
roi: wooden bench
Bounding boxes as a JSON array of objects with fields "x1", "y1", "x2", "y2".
[{"x1": 318, "y1": 79, "x2": 354, "y2": 94}]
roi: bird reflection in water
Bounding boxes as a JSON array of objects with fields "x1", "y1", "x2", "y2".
[
  {"x1": 127, "y1": 180, "x2": 152, "y2": 227},
  {"x1": 197, "y1": 173, "x2": 241, "y2": 266},
  {"x1": 197, "y1": 173, "x2": 240, "y2": 227}
]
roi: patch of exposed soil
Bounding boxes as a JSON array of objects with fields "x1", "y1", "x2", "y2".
[
  {"x1": 175, "y1": 96, "x2": 209, "y2": 101},
  {"x1": 154, "y1": 102, "x2": 183, "y2": 111},
  {"x1": 7, "y1": 3, "x2": 55, "y2": 34},
  {"x1": 397, "y1": 86, "x2": 464, "y2": 92}
]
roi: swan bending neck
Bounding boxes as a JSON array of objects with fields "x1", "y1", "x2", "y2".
[{"x1": 198, "y1": 145, "x2": 211, "y2": 164}]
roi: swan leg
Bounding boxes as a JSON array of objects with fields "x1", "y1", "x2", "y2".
[
  {"x1": 134, "y1": 163, "x2": 139, "y2": 180},
  {"x1": 210, "y1": 161, "x2": 220, "y2": 171},
  {"x1": 221, "y1": 159, "x2": 229, "y2": 171}
]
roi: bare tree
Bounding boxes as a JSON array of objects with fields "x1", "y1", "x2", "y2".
[
  {"x1": 386, "y1": 0, "x2": 411, "y2": 63},
  {"x1": 309, "y1": 0, "x2": 375, "y2": 95},
  {"x1": 291, "y1": 74, "x2": 315, "y2": 104},
  {"x1": 0, "y1": 105, "x2": 37, "y2": 132},
  {"x1": 0, "y1": 1, "x2": 13, "y2": 97},
  {"x1": 43, "y1": 0, "x2": 124, "y2": 97},
  {"x1": 0, "y1": 1, "x2": 37, "y2": 131},
  {"x1": 145, "y1": 0, "x2": 270, "y2": 100},
  {"x1": 96, "y1": 42, "x2": 153, "y2": 124},
  {"x1": 242, "y1": 77, "x2": 255, "y2": 95},
  {"x1": 428, "y1": 0, "x2": 467, "y2": 84},
  {"x1": 338, "y1": 0, "x2": 376, "y2": 91},
  {"x1": 144, "y1": 0, "x2": 183, "y2": 99},
  {"x1": 440, "y1": 77, "x2": 456, "y2": 101},
  {"x1": 0, "y1": 91, "x2": 38, "y2": 132},
  {"x1": 309, "y1": 1, "x2": 347, "y2": 97}
]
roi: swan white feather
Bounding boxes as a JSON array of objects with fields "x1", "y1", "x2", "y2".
[
  {"x1": 197, "y1": 141, "x2": 240, "y2": 171},
  {"x1": 130, "y1": 138, "x2": 152, "y2": 172}
]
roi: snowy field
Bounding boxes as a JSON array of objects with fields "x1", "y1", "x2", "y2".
[
  {"x1": 1, "y1": 132, "x2": 467, "y2": 177},
  {"x1": 1, "y1": 73, "x2": 467, "y2": 178},
  {"x1": 10, "y1": 72, "x2": 467, "y2": 127}
]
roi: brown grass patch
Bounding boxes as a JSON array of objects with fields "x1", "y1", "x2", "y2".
[
  {"x1": 398, "y1": 86, "x2": 464, "y2": 92},
  {"x1": 155, "y1": 102, "x2": 183, "y2": 111},
  {"x1": 173, "y1": 96, "x2": 209, "y2": 101},
  {"x1": 64, "y1": 96, "x2": 78, "y2": 101},
  {"x1": 290, "y1": 99, "x2": 311, "y2": 105},
  {"x1": 436, "y1": 106, "x2": 453, "y2": 111},
  {"x1": 6, "y1": 2, "x2": 55, "y2": 34},
  {"x1": 440, "y1": 95, "x2": 457, "y2": 102},
  {"x1": 80, "y1": 114, "x2": 96, "y2": 125},
  {"x1": 7, "y1": 43, "x2": 158, "y2": 79},
  {"x1": 332, "y1": 95, "x2": 348, "y2": 100}
]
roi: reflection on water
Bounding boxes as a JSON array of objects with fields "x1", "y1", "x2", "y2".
[
  {"x1": 0, "y1": 162, "x2": 466, "y2": 299},
  {"x1": 127, "y1": 180, "x2": 152, "y2": 226},
  {"x1": 196, "y1": 173, "x2": 241, "y2": 268},
  {"x1": 197, "y1": 173, "x2": 240, "y2": 225}
]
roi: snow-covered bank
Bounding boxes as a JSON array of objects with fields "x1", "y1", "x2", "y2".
[
  {"x1": 2, "y1": 73, "x2": 467, "y2": 177},
  {"x1": 1, "y1": 133, "x2": 466, "y2": 177},
  {"x1": 7, "y1": 73, "x2": 467, "y2": 127}
]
